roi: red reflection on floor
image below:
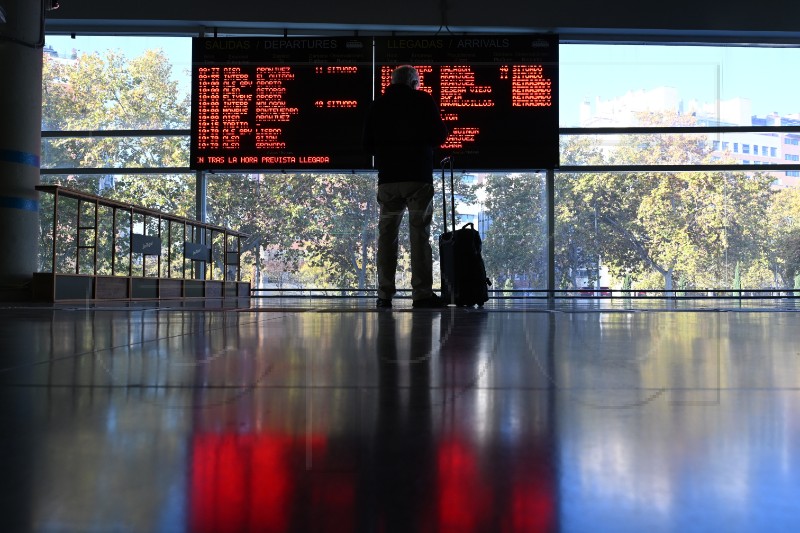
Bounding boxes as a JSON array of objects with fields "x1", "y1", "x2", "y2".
[
  {"x1": 189, "y1": 432, "x2": 553, "y2": 532},
  {"x1": 189, "y1": 433, "x2": 328, "y2": 533},
  {"x1": 509, "y1": 480, "x2": 555, "y2": 532},
  {"x1": 436, "y1": 439, "x2": 491, "y2": 532},
  {"x1": 309, "y1": 471, "x2": 356, "y2": 531}
]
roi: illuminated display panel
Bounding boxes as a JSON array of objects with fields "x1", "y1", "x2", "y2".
[
  {"x1": 375, "y1": 35, "x2": 559, "y2": 170},
  {"x1": 191, "y1": 37, "x2": 373, "y2": 170}
]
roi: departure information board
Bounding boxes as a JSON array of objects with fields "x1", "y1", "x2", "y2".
[
  {"x1": 190, "y1": 35, "x2": 559, "y2": 171},
  {"x1": 191, "y1": 37, "x2": 373, "y2": 170},
  {"x1": 376, "y1": 34, "x2": 558, "y2": 170}
]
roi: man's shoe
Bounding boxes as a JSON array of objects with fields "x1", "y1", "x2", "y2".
[
  {"x1": 376, "y1": 298, "x2": 392, "y2": 308},
  {"x1": 412, "y1": 294, "x2": 446, "y2": 308}
]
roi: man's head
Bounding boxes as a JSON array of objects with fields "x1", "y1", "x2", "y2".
[{"x1": 391, "y1": 65, "x2": 420, "y2": 89}]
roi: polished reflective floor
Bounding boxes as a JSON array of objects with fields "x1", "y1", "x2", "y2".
[{"x1": 1, "y1": 298, "x2": 799, "y2": 532}]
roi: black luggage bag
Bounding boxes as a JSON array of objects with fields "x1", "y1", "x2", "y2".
[{"x1": 438, "y1": 158, "x2": 491, "y2": 307}]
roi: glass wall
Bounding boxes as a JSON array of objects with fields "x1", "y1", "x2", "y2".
[
  {"x1": 557, "y1": 43, "x2": 800, "y2": 292},
  {"x1": 39, "y1": 36, "x2": 800, "y2": 293}
]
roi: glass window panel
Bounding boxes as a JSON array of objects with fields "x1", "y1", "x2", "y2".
[
  {"x1": 559, "y1": 132, "x2": 796, "y2": 185},
  {"x1": 204, "y1": 172, "x2": 525, "y2": 293},
  {"x1": 41, "y1": 135, "x2": 190, "y2": 169},
  {"x1": 43, "y1": 36, "x2": 191, "y2": 131},
  {"x1": 479, "y1": 173, "x2": 548, "y2": 293},
  {"x1": 555, "y1": 170, "x2": 787, "y2": 292},
  {"x1": 38, "y1": 193, "x2": 55, "y2": 273},
  {"x1": 206, "y1": 173, "x2": 380, "y2": 292},
  {"x1": 560, "y1": 44, "x2": 800, "y2": 129},
  {"x1": 54, "y1": 196, "x2": 78, "y2": 275}
]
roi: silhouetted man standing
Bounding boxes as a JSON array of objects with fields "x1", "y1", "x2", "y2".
[{"x1": 363, "y1": 65, "x2": 448, "y2": 309}]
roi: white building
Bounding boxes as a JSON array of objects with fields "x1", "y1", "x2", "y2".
[{"x1": 579, "y1": 87, "x2": 800, "y2": 187}]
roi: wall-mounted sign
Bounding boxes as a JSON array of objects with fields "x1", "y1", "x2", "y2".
[
  {"x1": 131, "y1": 234, "x2": 162, "y2": 256},
  {"x1": 190, "y1": 34, "x2": 559, "y2": 171},
  {"x1": 184, "y1": 242, "x2": 212, "y2": 262}
]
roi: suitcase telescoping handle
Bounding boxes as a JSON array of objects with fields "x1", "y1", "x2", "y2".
[{"x1": 440, "y1": 157, "x2": 456, "y2": 234}]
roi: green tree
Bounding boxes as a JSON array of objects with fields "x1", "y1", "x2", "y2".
[
  {"x1": 481, "y1": 172, "x2": 547, "y2": 288},
  {"x1": 42, "y1": 49, "x2": 191, "y2": 211},
  {"x1": 767, "y1": 187, "x2": 800, "y2": 285},
  {"x1": 556, "y1": 135, "x2": 607, "y2": 288},
  {"x1": 571, "y1": 112, "x2": 773, "y2": 291},
  {"x1": 294, "y1": 173, "x2": 377, "y2": 291}
]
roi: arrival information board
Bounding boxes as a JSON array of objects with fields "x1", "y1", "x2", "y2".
[
  {"x1": 376, "y1": 34, "x2": 558, "y2": 170},
  {"x1": 191, "y1": 37, "x2": 373, "y2": 170},
  {"x1": 191, "y1": 35, "x2": 559, "y2": 171}
]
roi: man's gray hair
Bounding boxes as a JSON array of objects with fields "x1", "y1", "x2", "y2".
[{"x1": 391, "y1": 65, "x2": 419, "y2": 88}]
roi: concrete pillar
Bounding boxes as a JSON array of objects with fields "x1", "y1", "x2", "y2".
[{"x1": 0, "y1": 0, "x2": 43, "y2": 296}]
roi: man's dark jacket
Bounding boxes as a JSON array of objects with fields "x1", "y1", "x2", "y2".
[{"x1": 363, "y1": 83, "x2": 448, "y2": 185}]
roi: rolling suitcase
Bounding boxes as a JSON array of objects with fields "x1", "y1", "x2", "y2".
[{"x1": 438, "y1": 158, "x2": 491, "y2": 307}]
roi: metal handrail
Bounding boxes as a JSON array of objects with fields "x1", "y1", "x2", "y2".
[{"x1": 37, "y1": 184, "x2": 246, "y2": 282}]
